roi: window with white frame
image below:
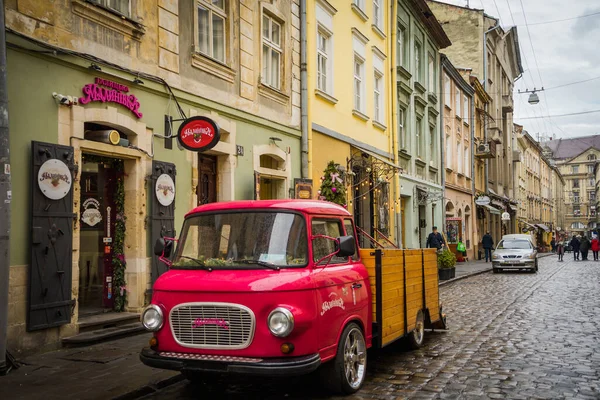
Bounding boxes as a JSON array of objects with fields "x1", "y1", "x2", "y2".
[
  {"x1": 196, "y1": 0, "x2": 227, "y2": 63},
  {"x1": 464, "y1": 145, "x2": 469, "y2": 177},
  {"x1": 399, "y1": 108, "x2": 407, "y2": 149},
  {"x1": 262, "y1": 14, "x2": 282, "y2": 89},
  {"x1": 455, "y1": 88, "x2": 461, "y2": 118},
  {"x1": 397, "y1": 25, "x2": 406, "y2": 67},
  {"x1": 353, "y1": 55, "x2": 365, "y2": 113},
  {"x1": 588, "y1": 164, "x2": 594, "y2": 174},
  {"x1": 444, "y1": 74, "x2": 451, "y2": 107},
  {"x1": 463, "y1": 94, "x2": 469, "y2": 123},
  {"x1": 457, "y1": 142, "x2": 462, "y2": 173},
  {"x1": 428, "y1": 53, "x2": 435, "y2": 91},
  {"x1": 353, "y1": 0, "x2": 365, "y2": 10},
  {"x1": 414, "y1": 41, "x2": 422, "y2": 82},
  {"x1": 373, "y1": 0, "x2": 383, "y2": 30},
  {"x1": 91, "y1": 0, "x2": 131, "y2": 17},
  {"x1": 317, "y1": 28, "x2": 332, "y2": 94},
  {"x1": 430, "y1": 127, "x2": 435, "y2": 160},
  {"x1": 445, "y1": 133, "x2": 452, "y2": 168},
  {"x1": 374, "y1": 71, "x2": 383, "y2": 123},
  {"x1": 416, "y1": 118, "x2": 423, "y2": 158}
]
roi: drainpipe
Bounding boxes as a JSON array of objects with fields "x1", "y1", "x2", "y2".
[
  {"x1": 440, "y1": 61, "x2": 445, "y2": 212},
  {"x1": 300, "y1": 0, "x2": 309, "y2": 179},
  {"x1": 390, "y1": 0, "x2": 401, "y2": 248},
  {"x1": 0, "y1": 0, "x2": 11, "y2": 375},
  {"x1": 483, "y1": 21, "x2": 500, "y2": 233},
  {"x1": 471, "y1": 89, "x2": 475, "y2": 249}
]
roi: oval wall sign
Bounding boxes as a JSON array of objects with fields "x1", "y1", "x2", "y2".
[
  {"x1": 38, "y1": 159, "x2": 72, "y2": 200},
  {"x1": 177, "y1": 116, "x2": 220, "y2": 152},
  {"x1": 155, "y1": 174, "x2": 176, "y2": 206}
]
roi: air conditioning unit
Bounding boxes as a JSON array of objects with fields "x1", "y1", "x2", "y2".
[{"x1": 477, "y1": 143, "x2": 490, "y2": 153}]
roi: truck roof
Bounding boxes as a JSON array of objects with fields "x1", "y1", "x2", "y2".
[{"x1": 185, "y1": 200, "x2": 352, "y2": 218}]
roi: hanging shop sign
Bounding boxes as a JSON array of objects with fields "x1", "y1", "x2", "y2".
[
  {"x1": 474, "y1": 196, "x2": 491, "y2": 206},
  {"x1": 81, "y1": 197, "x2": 102, "y2": 227},
  {"x1": 38, "y1": 159, "x2": 72, "y2": 200},
  {"x1": 155, "y1": 174, "x2": 176, "y2": 206},
  {"x1": 177, "y1": 116, "x2": 220, "y2": 152},
  {"x1": 501, "y1": 212, "x2": 511, "y2": 221},
  {"x1": 79, "y1": 77, "x2": 143, "y2": 119}
]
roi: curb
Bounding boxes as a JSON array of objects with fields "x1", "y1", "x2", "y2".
[
  {"x1": 439, "y1": 267, "x2": 492, "y2": 286},
  {"x1": 112, "y1": 373, "x2": 184, "y2": 400}
]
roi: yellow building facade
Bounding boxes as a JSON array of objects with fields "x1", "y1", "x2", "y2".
[{"x1": 306, "y1": 0, "x2": 398, "y2": 246}]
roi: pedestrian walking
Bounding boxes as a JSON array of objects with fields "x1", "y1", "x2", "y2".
[
  {"x1": 426, "y1": 226, "x2": 445, "y2": 250},
  {"x1": 580, "y1": 236, "x2": 590, "y2": 261},
  {"x1": 591, "y1": 236, "x2": 600, "y2": 261},
  {"x1": 482, "y1": 232, "x2": 494, "y2": 263},
  {"x1": 550, "y1": 238, "x2": 556, "y2": 253},
  {"x1": 570, "y1": 235, "x2": 581, "y2": 260},
  {"x1": 557, "y1": 241, "x2": 564, "y2": 262},
  {"x1": 457, "y1": 238, "x2": 466, "y2": 261}
]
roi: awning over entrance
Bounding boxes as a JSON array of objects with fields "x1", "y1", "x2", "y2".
[
  {"x1": 536, "y1": 224, "x2": 551, "y2": 232},
  {"x1": 478, "y1": 204, "x2": 501, "y2": 215}
]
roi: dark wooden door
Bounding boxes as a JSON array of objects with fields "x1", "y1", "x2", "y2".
[
  {"x1": 197, "y1": 155, "x2": 217, "y2": 205},
  {"x1": 151, "y1": 161, "x2": 176, "y2": 284},
  {"x1": 28, "y1": 141, "x2": 76, "y2": 331}
]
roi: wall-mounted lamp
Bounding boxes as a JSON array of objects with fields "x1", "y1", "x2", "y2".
[
  {"x1": 89, "y1": 63, "x2": 102, "y2": 71},
  {"x1": 269, "y1": 136, "x2": 282, "y2": 143},
  {"x1": 133, "y1": 77, "x2": 144, "y2": 85}
]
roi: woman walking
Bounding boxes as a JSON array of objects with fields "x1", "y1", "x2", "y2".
[
  {"x1": 557, "y1": 240, "x2": 564, "y2": 262},
  {"x1": 580, "y1": 236, "x2": 590, "y2": 261},
  {"x1": 592, "y1": 236, "x2": 600, "y2": 261}
]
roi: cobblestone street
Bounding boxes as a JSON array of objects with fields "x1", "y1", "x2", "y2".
[{"x1": 140, "y1": 256, "x2": 600, "y2": 399}]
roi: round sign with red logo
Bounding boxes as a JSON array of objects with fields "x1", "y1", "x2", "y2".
[{"x1": 177, "y1": 116, "x2": 220, "y2": 152}]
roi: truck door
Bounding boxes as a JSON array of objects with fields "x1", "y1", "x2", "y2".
[{"x1": 311, "y1": 217, "x2": 363, "y2": 356}]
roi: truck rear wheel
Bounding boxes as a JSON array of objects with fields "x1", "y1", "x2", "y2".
[
  {"x1": 319, "y1": 322, "x2": 366, "y2": 394},
  {"x1": 408, "y1": 311, "x2": 425, "y2": 349}
]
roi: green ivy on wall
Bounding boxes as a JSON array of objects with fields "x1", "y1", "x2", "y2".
[{"x1": 81, "y1": 154, "x2": 127, "y2": 312}]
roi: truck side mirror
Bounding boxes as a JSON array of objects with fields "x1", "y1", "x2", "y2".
[
  {"x1": 337, "y1": 235, "x2": 356, "y2": 257},
  {"x1": 154, "y1": 238, "x2": 173, "y2": 258}
]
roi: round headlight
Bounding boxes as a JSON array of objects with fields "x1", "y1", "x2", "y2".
[
  {"x1": 268, "y1": 307, "x2": 294, "y2": 337},
  {"x1": 142, "y1": 304, "x2": 164, "y2": 331}
]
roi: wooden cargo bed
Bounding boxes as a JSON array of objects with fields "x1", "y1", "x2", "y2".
[{"x1": 361, "y1": 248, "x2": 443, "y2": 348}]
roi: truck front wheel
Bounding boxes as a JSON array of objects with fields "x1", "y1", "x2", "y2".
[{"x1": 320, "y1": 322, "x2": 367, "y2": 394}]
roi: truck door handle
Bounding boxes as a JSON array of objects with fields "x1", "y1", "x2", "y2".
[{"x1": 352, "y1": 283, "x2": 362, "y2": 289}]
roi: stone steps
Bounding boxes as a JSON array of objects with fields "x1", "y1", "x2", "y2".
[{"x1": 62, "y1": 312, "x2": 145, "y2": 346}]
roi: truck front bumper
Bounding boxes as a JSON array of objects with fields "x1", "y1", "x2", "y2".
[{"x1": 140, "y1": 348, "x2": 321, "y2": 376}]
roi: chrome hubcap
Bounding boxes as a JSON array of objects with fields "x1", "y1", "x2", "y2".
[
  {"x1": 415, "y1": 320, "x2": 424, "y2": 344},
  {"x1": 343, "y1": 328, "x2": 366, "y2": 389}
]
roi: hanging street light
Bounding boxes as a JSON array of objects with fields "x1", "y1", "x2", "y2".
[{"x1": 518, "y1": 87, "x2": 544, "y2": 105}]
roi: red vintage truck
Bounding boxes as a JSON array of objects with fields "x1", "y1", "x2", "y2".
[{"x1": 140, "y1": 200, "x2": 446, "y2": 394}]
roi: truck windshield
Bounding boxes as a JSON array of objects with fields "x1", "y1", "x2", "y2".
[{"x1": 173, "y1": 212, "x2": 308, "y2": 269}]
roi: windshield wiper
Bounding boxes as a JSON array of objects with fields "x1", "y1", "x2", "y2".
[
  {"x1": 233, "y1": 259, "x2": 280, "y2": 270},
  {"x1": 174, "y1": 256, "x2": 212, "y2": 271}
]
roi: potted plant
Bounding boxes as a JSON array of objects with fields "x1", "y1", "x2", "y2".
[{"x1": 438, "y1": 249, "x2": 457, "y2": 280}]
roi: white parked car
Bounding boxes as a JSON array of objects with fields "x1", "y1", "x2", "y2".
[{"x1": 492, "y1": 236, "x2": 538, "y2": 273}]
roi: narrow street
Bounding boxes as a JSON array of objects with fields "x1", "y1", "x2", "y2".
[{"x1": 139, "y1": 256, "x2": 600, "y2": 399}]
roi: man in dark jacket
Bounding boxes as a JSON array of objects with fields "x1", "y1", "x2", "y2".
[
  {"x1": 482, "y1": 232, "x2": 494, "y2": 262},
  {"x1": 570, "y1": 235, "x2": 580, "y2": 260},
  {"x1": 426, "y1": 226, "x2": 445, "y2": 249},
  {"x1": 580, "y1": 236, "x2": 590, "y2": 261}
]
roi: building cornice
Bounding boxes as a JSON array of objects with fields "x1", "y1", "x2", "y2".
[{"x1": 407, "y1": 0, "x2": 452, "y2": 49}]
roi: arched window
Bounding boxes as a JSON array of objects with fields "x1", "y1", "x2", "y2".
[
  {"x1": 445, "y1": 201, "x2": 455, "y2": 216},
  {"x1": 571, "y1": 222, "x2": 585, "y2": 229}
]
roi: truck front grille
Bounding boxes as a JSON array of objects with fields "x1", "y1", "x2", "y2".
[{"x1": 169, "y1": 303, "x2": 255, "y2": 349}]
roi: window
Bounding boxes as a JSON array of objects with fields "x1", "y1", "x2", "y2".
[
  {"x1": 463, "y1": 94, "x2": 469, "y2": 122},
  {"x1": 464, "y1": 146, "x2": 469, "y2": 177},
  {"x1": 353, "y1": 55, "x2": 365, "y2": 112},
  {"x1": 590, "y1": 192, "x2": 596, "y2": 202},
  {"x1": 588, "y1": 165, "x2": 594, "y2": 174},
  {"x1": 399, "y1": 108, "x2": 407, "y2": 149},
  {"x1": 197, "y1": 0, "x2": 227, "y2": 63},
  {"x1": 588, "y1": 154, "x2": 596, "y2": 161},
  {"x1": 589, "y1": 178, "x2": 595, "y2": 186},
  {"x1": 444, "y1": 74, "x2": 451, "y2": 107},
  {"x1": 445, "y1": 133, "x2": 452, "y2": 168},
  {"x1": 373, "y1": 0, "x2": 383, "y2": 29},
  {"x1": 397, "y1": 26, "x2": 406, "y2": 67},
  {"x1": 91, "y1": 0, "x2": 130, "y2": 17},
  {"x1": 457, "y1": 143, "x2": 462, "y2": 173},
  {"x1": 573, "y1": 195, "x2": 580, "y2": 204},
  {"x1": 416, "y1": 118, "x2": 423, "y2": 158},
  {"x1": 429, "y1": 127, "x2": 435, "y2": 160},
  {"x1": 428, "y1": 54, "x2": 435, "y2": 91},
  {"x1": 572, "y1": 165, "x2": 579, "y2": 174},
  {"x1": 414, "y1": 42, "x2": 422, "y2": 81},
  {"x1": 317, "y1": 28, "x2": 332, "y2": 93},
  {"x1": 312, "y1": 219, "x2": 348, "y2": 265},
  {"x1": 262, "y1": 14, "x2": 282, "y2": 89},
  {"x1": 455, "y1": 88, "x2": 461, "y2": 118},
  {"x1": 373, "y1": 71, "x2": 383, "y2": 123}
]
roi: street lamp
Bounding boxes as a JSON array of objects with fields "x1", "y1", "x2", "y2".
[{"x1": 518, "y1": 87, "x2": 544, "y2": 105}]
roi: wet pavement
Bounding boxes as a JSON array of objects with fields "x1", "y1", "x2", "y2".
[{"x1": 138, "y1": 256, "x2": 600, "y2": 399}]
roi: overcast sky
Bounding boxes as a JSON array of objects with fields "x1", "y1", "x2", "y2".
[{"x1": 437, "y1": 0, "x2": 600, "y2": 140}]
